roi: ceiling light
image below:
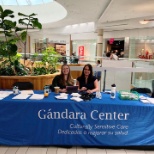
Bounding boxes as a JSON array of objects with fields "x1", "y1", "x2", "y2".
[
  {"x1": 139, "y1": 20, "x2": 149, "y2": 24},
  {"x1": 0, "y1": 0, "x2": 54, "y2": 6}
]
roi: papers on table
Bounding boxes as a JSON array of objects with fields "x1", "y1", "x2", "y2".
[
  {"x1": 54, "y1": 93, "x2": 84, "y2": 101},
  {"x1": 20, "y1": 90, "x2": 34, "y2": 95},
  {"x1": 71, "y1": 93, "x2": 81, "y2": 97},
  {"x1": 70, "y1": 93, "x2": 83, "y2": 102},
  {"x1": 12, "y1": 90, "x2": 34, "y2": 99},
  {"x1": 55, "y1": 93, "x2": 68, "y2": 99},
  {"x1": 140, "y1": 99, "x2": 150, "y2": 104},
  {"x1": 0, "y1": 91, "x2": 13, "y2": 100},
  {"x1": 146, "y1": 98, "x2": 154, "y2": 104},
  {"x1": 12, "y1": 94, "x2": 30, "y2": 99},
  {"x1": 70, "y1": 97, "x2": 83, "y2": 102},
  {"x1": 12, "y1": 90, "x2": 44, "y2": 100},
  {"x1": 29, "y1": 94, "x2": 44, "y2": 100},
  {"x1": 139, "y1": 95, "x2": 154, "y2": 104}
]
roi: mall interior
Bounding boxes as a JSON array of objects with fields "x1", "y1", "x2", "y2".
[
  {"x1": 1, "y1": 0, "x2": 154, "y2": 153},
  {"x1": 1, "y1": 0, "x2": 154, "y2": 92}
]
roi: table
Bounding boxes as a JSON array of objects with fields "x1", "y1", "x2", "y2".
[{"x1": 0, "y1": 91, "x2": 154, "y2": 146}]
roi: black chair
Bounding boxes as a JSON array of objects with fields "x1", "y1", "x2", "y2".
[
  {"x1": 131, "y1": 87, "x2": 151, "y2": 95},
  {"x1": 152, "y1": 80, "x2": 154, "y2": 92},
  {"x1": 12, "y1": 82, "x2": 34, "y2": 90},
  {"x1": 151, "y1": 80, "x2": 154, "y2": 98}
]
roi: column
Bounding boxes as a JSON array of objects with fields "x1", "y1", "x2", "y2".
[
  {"x1": 96, "y1": 29, "x2": 103, "y2": 61},
  {"x1": 96, "y1": 29, "x2": 103, "y2": 91}
]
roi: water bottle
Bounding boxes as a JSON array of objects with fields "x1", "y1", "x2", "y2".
[
  {"x1": 13, "y1": 86, "x2": 19, "y2": 94},
  {"x1": 110, "y1": 84, "x2": 116, "y2": 99}
]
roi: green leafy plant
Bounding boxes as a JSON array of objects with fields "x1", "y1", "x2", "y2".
[
  {"x1": 31, "y1": 47, "x2": 61, "y2": 75},
  {"x1": 17, "y1": 12, "x2": 42, "y2": 60},
  {"x1": 0, "y1": 5, "x2": 42, "y2": 76}
]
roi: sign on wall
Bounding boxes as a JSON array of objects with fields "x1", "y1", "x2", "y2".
[{"x1": 78, "y1": 46, "x2": 84, "y2": 59}]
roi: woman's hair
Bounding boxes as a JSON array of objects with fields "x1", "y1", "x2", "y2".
[
  {"x1": 97, "y1": 60, "x2": 101, "y2": 64},
  {"x1": 59, "y1": 64, "x2": 73, "y2": 86},
  {"x1": 106, "y1": 52, "x2": 111, "y2": 57},
  {"x1": 81, "y1": 64, "x2": 93, "y2": 80}
]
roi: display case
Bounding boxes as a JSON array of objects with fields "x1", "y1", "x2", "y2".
[
  {"x1": 132, "y1": 61, "x2": 154, "y2": 91},
  {"x1": 129, "y1": 37, "x2": 154, "y2": 59}
]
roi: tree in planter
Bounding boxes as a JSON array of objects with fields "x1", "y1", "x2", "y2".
[
  {"x1": 17, "y1": 12, "x2": 42, "y2": 60},
  {"x1": 0, "y1": 5, "x2": 42, "y2": 76}
]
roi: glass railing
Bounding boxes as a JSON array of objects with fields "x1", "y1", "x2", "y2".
[{"x1": 19, "y1": 53, "x2": 154, "y2": 92}]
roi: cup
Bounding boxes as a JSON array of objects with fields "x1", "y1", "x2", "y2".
[
  {"x1": 73, "y1": 79, "x2": 77, "y2": 86},
  {"x1": 54, "y1": 86, "x2": 60, "y2": 94},
  {"x1": 96, "y1": 91, "x2": 102, "y2": 99}
]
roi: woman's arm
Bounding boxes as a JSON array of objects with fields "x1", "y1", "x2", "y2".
[
  {"x1": 52, "y1": 75, "x2": 67, "y2": 93},
  {"x1": 87, "y1": 79, "x2": 99, "y2": 94}
]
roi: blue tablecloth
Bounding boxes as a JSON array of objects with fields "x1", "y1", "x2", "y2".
[{"x1": 0, "y1": 91, "x2": 154, "y2": 146}]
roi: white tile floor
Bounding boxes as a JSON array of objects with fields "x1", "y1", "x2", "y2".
[{"x1": 0, "y1": 146, "x2": 154, "y2": 154}]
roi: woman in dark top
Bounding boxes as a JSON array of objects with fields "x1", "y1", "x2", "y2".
[
  {"x1": 77, "y1": 64, "x2": 99, "y2": 94},
  {"x1": 52, "y1": 64, "x2": 74, "y2": 92}
]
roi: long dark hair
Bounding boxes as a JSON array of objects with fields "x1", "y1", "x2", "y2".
[
  {"x1": 81, "y1": 64, "x2": 93, "y2": 82},
  {"x1": 59, "y1": 64, "x2": 73, "y2": 86}
]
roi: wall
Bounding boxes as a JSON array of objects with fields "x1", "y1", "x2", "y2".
[{"x1": 103, "y1": 27, "x2": 154, "y2": 38}]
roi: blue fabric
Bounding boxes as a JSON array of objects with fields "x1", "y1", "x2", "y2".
[{"x1": 0, "y1": 91, "x2": 154, "y2": 146}]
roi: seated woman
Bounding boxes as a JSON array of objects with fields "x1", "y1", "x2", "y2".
[
  {"x1": 51, "y1": 64, "x2": 74, "y2": 93},
  {"x1": 77, "y1": 64, "x2": 99, "y2": 94}
]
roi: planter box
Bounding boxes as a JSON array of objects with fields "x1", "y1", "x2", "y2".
[{"x1": 0, "y1": 72, "x2": 60, "y2": 90}]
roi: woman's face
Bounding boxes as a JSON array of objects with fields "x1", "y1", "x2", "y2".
[
  {"x1": 84, "y1": 66, "x2": 90, "y2": 76},
  {"x1": 62, "y1": 65, "x2": 70, "y2": 75}
]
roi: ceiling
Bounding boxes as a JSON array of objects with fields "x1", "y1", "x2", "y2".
[
  {"x1": 2, "y1": 0, "x2": 154, "y2": 36},
  {"x1": 45, "y1": 0, "x2": 154, "y2": 32}
]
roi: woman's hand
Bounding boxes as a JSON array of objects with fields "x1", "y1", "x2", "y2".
[
  {"x1": 60, "y1": 88, "x2": 67, "y2": 93},
  {"x1": 80, "y1": 87, "x2": 87, "y2": 91},
  {"x1": 87, "y1": 89, "x2": 93, "y2": 94}
]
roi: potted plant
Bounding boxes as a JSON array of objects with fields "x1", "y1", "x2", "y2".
[
  {"x1": 0, "y1": 5, "x2": 42, "y2": 76},
  {"x1": 0, "y1": 5, "x2": 62, "y2": 90}
]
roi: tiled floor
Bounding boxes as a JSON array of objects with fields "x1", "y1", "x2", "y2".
[{"x1": 0, "y1": 146, "x2": 154, "y2": 154}]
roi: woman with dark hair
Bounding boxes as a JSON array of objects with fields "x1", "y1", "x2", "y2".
[
  {"x1": 51, "y1": 64, "x2": 74, "y2": 92},
  {"x1": 77, "y1": 64, "x2": 99, "y2": 94}
]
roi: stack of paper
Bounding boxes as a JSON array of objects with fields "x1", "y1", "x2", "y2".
[
  {"x1": 12, "y1": 94, "x2": 30, "y2": 99},
  {"x1": 0, "y1": 91, "x2": 13, "y2": 100},
  {"x1": 55, "y1": 93, "x2": 68, "y2": 99},
  {"x1": 70, "y1": 97, "x2": 83, "y2": 102},
  {"x1": 71, "y1": 93, "x2": 81, "y2": 97},
  {"x1": 29, "y1": 94, "x2": 44, "y2": 100},
  {"x1": 146, "y1": 98, "x2": 154, "y2": 104}
]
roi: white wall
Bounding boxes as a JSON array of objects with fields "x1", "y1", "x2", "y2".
[
  {"x1": 71, "y1": 33, "x2": 97, "y2": 40},
  {"x1": 103, "y1": 27, "x2": 154, "y2": 38}
]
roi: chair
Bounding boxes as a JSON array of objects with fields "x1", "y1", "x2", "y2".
[
  {"x1": 12, "y1": 82, "x2": 34, "y2": 90},
  {"x1": 131, "y1": 87, "x2": 152, "y2": 95},
  {"x1": 151, "y1": 80, "x2": 154, "y2": 98},
  {"x1": 151, "y1": 80, "x2": 154, "y2": 93}
]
